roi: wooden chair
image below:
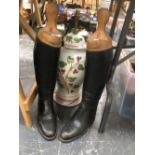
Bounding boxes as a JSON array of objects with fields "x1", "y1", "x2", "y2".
[{"x1": 19, "y1": 0, "x2": 42, "y2": 127}]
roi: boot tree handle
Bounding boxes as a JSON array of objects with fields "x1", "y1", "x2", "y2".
[
  {"x1": 87, "y1": 8, "x2": 112, "y2": 51},
  {"x1": 38, "y1": 2, "x2": 62, "y2": 47},
  {"x1": 45, "y1": 2, "x2": 58, "y2": 31},
  {"x1": 97, "y1": 8, "x2": 110, "y2": 31}
]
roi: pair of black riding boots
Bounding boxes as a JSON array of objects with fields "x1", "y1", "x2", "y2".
[{"x1": 34, "y1": 37, "x2": 113, "y2": 142}]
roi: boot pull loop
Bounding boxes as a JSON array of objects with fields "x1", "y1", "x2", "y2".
[{"x1": 87, "y1": 8, "x2": 112, "y2": 52}]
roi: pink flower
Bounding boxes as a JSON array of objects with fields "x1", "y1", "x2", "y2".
[
  {"x1": 76, "y1": 56, "x2": 82, "y2": 62},
  {"x1": 61, "y1": 69, "x2": 65, "y2": 74},
  {"x1": 73, "y1": 69, "x2": 78, "y2": 74}
]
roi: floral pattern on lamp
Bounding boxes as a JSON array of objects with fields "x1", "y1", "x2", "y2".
[{"x1": 54, "y1": 30, "x2": 86, "y2": 106}]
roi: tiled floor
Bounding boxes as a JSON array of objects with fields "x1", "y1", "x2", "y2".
[{"x1": 19, "y1": 34, "x2": 135, "y2": 155}]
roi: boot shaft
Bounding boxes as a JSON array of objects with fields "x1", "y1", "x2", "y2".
[
  {"x1": 82, "y1": 49, "x2": 113, "y2": 101},
  {"x1": 34, "y1": 37, "x2": 60, "y2": 99}
]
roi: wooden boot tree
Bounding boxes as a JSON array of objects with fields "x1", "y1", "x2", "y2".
[
  {"x1": 87, "y1": 8, "x2": 112, "y2": 52},
  {"x1": 38, "y1": 2, "x2": 62, "y2": 47}
]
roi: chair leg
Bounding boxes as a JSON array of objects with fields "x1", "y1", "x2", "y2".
[
  {"x1": 33, "y1": 0, "x2": 42, "y2": 27},
  {"x1": 98, "y1": 85, "x2": 112, "y2": 133},
  {"x1": 19, "y1": 100, "x2": 32, "y2": 128},
  {"x1": 19, "y1": 80, "x2": 32, "y2": 128}
]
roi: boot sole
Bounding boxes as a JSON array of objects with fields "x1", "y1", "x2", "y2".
[
  {"x1": 58, "y1": 128, "x2": 88, "y2": 143},
  {"x1": 37, "y1": 123, "x2": 57, "y2": 141}
]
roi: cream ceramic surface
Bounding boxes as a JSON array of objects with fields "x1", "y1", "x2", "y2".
[
  {"x1": 54, "y1": 47, "x2": 86, "y2": 106},
  {"x1": 54, "y1": 29, "x2": 87, "y2": 106},
  {"x1": 64, "y1": 31, "x2": 86, "y2": 50}
]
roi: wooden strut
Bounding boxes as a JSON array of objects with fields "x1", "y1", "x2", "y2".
[
  {"x1": 19, "y1": 3, "x2": 38, "y2": 127},
  {"x1": 19, "y1": 80, "x2": 38, "y2": 127},
  {"x1": 33, "y1": 0, "x2": 42, "y2": 27},
  {"x1": 19, "y1": 20, "x2": 37, "y2": 126},
  {"x1": 19, "y1": 14, "x2": 36, "y2": 41}
]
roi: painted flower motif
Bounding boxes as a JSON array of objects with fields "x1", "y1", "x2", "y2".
[
  {"x1": 76, "y1": 56, "x2": 82, "y2": 62},
  {"x1": 67, "y1": 56, "x2": 74, "y2": 64},
  {"x1": 60, "y1": 69, "x2": 65, "y2": 74},
  {"x1": 73, "y1": 69, "x2": 78, "y2": 74}
]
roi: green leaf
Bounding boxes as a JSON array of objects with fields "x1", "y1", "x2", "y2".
[
  {"x1": 74, "y1": 38, "x2": 82, "y2": 43},
  {"x1": 78, "y1": 64, "x2": 84, "y2": 70},
  {"x1": 67, "y1": 56, "x2": 74, "y2": 64},
  {"x1": 65, "y1": 35, "x2": 73, "y2": 42},
  {"x1": 59, "y1": 61, "x2": 67, "y2": 68},
  {"x1": 71, "y1": 28, "x2": 80, "y2": 34},
  {"x1": 67, "y1": 77, "x2": 76, "y2": 82}
]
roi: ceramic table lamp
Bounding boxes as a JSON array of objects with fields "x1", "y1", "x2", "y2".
[{"x1": 54, "y1": 29, "x2": 86, "y2": 107}]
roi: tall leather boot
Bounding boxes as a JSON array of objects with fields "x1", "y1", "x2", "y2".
[
  {"x1": 33, "y1": 3, "x2": 62, "y2": 140},
  {"x1": 59, "y1": 8, "x2": 113, "y2": 143}
]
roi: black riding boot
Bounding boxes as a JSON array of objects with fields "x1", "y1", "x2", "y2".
[
  {"x1": 34, "y1": 37, "x2": 60, "y2": 140},
  {"x1": 59, "y1": 48, "x2": 113, "y2": 143}
]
